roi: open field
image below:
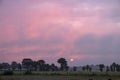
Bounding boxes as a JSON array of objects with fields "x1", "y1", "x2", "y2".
[
  {"x1": 0, "y1": 71, "x2": 120, "y2": 80},
  {"x1": 1, "y1": 71, "x2": 120, "y2": 76},
  {"x1": 0, "y1": 75, "x2": 120, "y2": 80}
]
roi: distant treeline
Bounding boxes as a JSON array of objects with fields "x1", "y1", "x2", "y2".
[{"x1": 0, "y1": 58, "x2": 120, "y2": 72}]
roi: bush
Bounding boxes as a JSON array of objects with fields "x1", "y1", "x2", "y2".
[
  {"x1": 3, "y1": 70, "x2": 13, "y2": 75},
  {"x1": 0, "y1": 77, "x2": 2, "y2": 80},
  {"x1": 24, "y1": 71, "x2": 32, "y2": 75},
  {"x1": 91, "y1": 73, "x2": 96, "y2": 76},
  {"x1": 50, "y1": 73, "x2": 61, "y2": 76}
]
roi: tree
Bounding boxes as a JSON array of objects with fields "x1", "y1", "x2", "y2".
[
  {"x1": 50, "y1": 64, "x2": 56, "y2": 71},
  {"x1": 83, "y1": 65, "x2": 92, "y2": 72},
  {"x1": 32, "y1": 61, "x2": 37, "y2": 71},
  {"x1": 116, "y1": 64, "x2": 120, "y2": 72},
  {"x1": 110, "y1": 65, "x2": 113, "y2": 72},
  {"x1": 18, "y1": 63, "x2": 22, "y2": 71},
  {"x1": 1, "y1": 63, "x2": 10, "y2": 70},
  {"x1": 45, "y1": 64, "x2": 50, "y2": 71},
  {"x1": 22, "y1": 58, "x2": 33, "y2": 71},
  {"x1": 106, "y1": 66, "x2": 110, "y2": 72},
  {"x1": 73, "y1": 66, "x2": 77, "y2": 71},
  {"x1": 86, "y1": 65, "x2": 90, "y2": 71},
  {"x1": 11, "y1": 61, "x2": 18, "y2": 71},
  {"x1": 89, "y1": 67, "x2": 92, "y2": 72},
  {"x1": 99, "y1": 64, "x2": 105, "y2": 72},
  {"x1": 82, "y1": 66, "x2": 86, "y2": 71},
  {"x1": 111, "y1": 62, "x2": 117, "y2": 72},
  {"x1": 37, "y1": 60, "x2": 46, "y2": 71},
  {"x1": 57, "y1": 58, "x2": 68, "y2": 71},
  {"x1": 0, "y1": 63, "x2": 3, "y2": 70}
]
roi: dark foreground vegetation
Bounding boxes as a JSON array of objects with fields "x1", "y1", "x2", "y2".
[
  {"x1": 0, "y1": 71, "x2": 120, "y2": 80},
  {"x1": 0, "y1": 71, "x2": 120, "y2": 76},
  {"x1": 0, "y1": 76, "x2": 119, "y2": 80},
  {"x1": 0, "y1": 72, "x2": 120, "y2": 80}
]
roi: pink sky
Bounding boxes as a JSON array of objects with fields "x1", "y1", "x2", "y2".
[{"x1": 0, "y1": 0, "x2": 120, "y2": 66}]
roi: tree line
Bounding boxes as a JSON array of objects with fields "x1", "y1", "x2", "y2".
[
  {"x1": 80, "y1": 63, "x2": 120, "y2": 72},
  {"x1": 0, "y1": 58, "x2": 68, "y2": 71},
  {"x1": 0, "y1": 58, "x2": 120, "y2": 72}
]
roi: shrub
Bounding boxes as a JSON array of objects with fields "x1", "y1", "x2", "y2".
[
  {"x1": 91, "y1": 73, "x2": 96, "y2": 76},
  {"x1": 0, "y1": 77, "x2": 2, "y2": 80},
  {"x1": 3, "y1": 70, "x2": 13, "y2": 75},
  {"x1": 24, "y1": 71, "x2": 32, "y2": 75},
  {"x1": 50, "y1": 73, "x2": 61, "y2": 76}
]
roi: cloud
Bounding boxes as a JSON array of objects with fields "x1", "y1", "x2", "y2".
[
  {"x1": 75, "y1": 34, "x2": 120, "y2": 55},
  {"x1": 0, "y1": 0, "x2": 120, "y2": 65},
  {"x1": 0, "y1": 0, "x2": 2, "y2": 4}
]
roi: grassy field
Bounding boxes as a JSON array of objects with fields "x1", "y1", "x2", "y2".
[
  {"x1": 0, "y1": 75, "x2": 120, "y2": 80},
  {"x1": 0, "y1": 71, "x2": 120, "y2": 80}
]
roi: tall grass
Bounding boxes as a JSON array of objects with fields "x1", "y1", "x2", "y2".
[{"x1": 3, "y1": 70, "x2": 13, "y2": 75}]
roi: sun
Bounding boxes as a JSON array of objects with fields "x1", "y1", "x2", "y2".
[{"x1": 70, "y1": 58, "x2": 74, "y2": 62}]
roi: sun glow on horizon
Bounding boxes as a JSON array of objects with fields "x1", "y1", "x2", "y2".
[{"x1": 70, "y1": 58, "x2": 74, "y2": 62}]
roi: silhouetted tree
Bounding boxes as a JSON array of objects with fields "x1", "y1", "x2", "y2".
[
  {"x1": 22, "y1": 58, "x2": 33, "y2": 71},
  {"x1": 11, "y1": 61, "x2": 18, "y2": 71},
  {"x1": 99, "y1": 64, "x2": 105, "y2": 72},
  {"x1": 1, "y1": 63, "x2": 10, "y2": 70},
  {"x1": 116, "y1": 64, "x2": 120, "y2": 72},
  {"x1": 32, "y1": 61, "x2": 37, "y2": 71},
  {"x1": 57, "y1": 58, "x2": 68, "y2": 71},
  {"x1": 82, "y1": 66, "x2": 85, "y2": 71},
  {"x1": 18, "y1": 63, "x2": 22, "y2": 71},
  {"x1": 106, "y1": 66, "x2": 110, "y2": 72},
  {"x1": 1, "y1": 58, "x2": 120, "y2": 73},
  {"x1": 86, "y1": 65, "x2": 91, "y2": 71},
  {"x1": 73, "y1": 66, "x2": 77, "y2": 71},
  {"x1": 45, "y1": 64, "x2": 50, "y2": 71},
  {"x1": 0, "y1": 63, "x2": 3, "y2": 70},
  {"x1": 50, "y1": 63, "x2": 57, "y2": 71},
  {"x1": 111, "y1": 62, "x2": 117, "y2": 72},
  {"x1": 82, "y1": 65, "x2": 92, "y2": 72},
  {"x1": 110, "y1": 65, "x2": 113, "y2": 72},
  {"x1": 37, "y1": 60, "x2": 46, "y2": 71},
  {"x1": 89, "y1": 67, "x2": 92, "y2": 72}
]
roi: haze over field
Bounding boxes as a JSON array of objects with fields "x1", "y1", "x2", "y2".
[{"x1": 0, "y1": 0, "x2": 120, "y2": 66}]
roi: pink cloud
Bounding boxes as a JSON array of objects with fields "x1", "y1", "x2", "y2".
[{"x1": 0, "y1": 0, "x2": 120, "y2": 65}]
